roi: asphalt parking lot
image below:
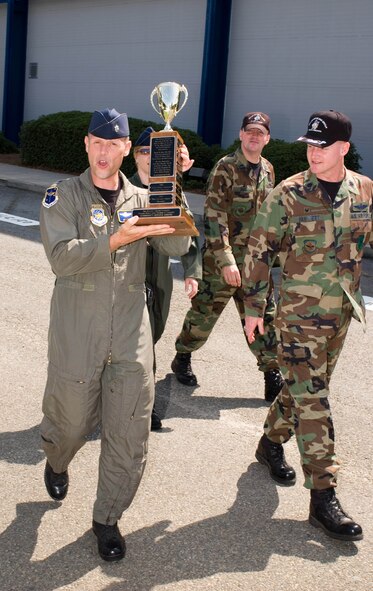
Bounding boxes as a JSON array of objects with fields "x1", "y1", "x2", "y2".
[{"x1": 0, "y1": 171, "x2": 372, "y2": 591}]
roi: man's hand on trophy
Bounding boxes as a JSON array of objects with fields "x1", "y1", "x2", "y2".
[
  {"x1": 179, "y1": 145, "x2": 194, "y2": 172},
  {"x1": 110, "y1": 216, "x2": 175, "y2": 251}
]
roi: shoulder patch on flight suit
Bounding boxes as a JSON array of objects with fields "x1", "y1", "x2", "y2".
[
  {"x1": 90, "y1": 205, "x2": 108, "y2": 227},
  {"x1": 42, "y1": 184, "x2": 59, "y2": 208},
  {"x1": 118, "y1": 210, "x2": 133, "y2": 223}
]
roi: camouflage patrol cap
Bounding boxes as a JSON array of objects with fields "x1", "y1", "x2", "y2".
[
  {"x1": 241, "y1": 112, "x2": 270, "y2": 132},
  {"x1": 297, "y1": 110, "x2": 352, "y2": 147},
  {"x1": 88, "y1": 108, "x2": 129, "y2": 139}
]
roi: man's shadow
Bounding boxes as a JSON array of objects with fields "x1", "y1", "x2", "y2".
[
  {"x1": 0, "y1": 424, "x2": 99, "y2": 465},
  {"x1": 0, "y1": 501, "x2": 98, "y2": 591},
  {"x1": 99, "y1": 462, "x2": 358, "y2": 590},
  {"x1": 0, "y1": 464, "x2": 358, "y2": 591},
  {"x1": 0, "y1": 424, "x2": 44, "y2": 465},
  {"x1": 154, "y1": 374, "x2": 267, "y2": 425}
]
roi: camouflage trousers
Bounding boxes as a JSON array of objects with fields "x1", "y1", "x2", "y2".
[
  {"x1": 175, "y1": 262, "x2": 279, "y2": 372},
  {"x1": 264, "y1": 297, "x2": 354, "y2": 490}
]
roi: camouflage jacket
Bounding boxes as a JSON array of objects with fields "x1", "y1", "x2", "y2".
[
  {"x1": 204, "y1": 147, "x2": 275, "y2": 269},
  {"x1": 243, "y1": 168, "x2": 373, "y2": 332}
]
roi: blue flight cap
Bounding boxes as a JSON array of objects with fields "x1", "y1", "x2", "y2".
[
  {"x1": 88, "y1": 108, "x2": 129, "y2": 139},
  {"x1": 134, "y1": 126, "x2": 155, "y2": 147}
]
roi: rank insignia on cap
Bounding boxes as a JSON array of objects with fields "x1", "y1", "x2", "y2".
[
  {"x1": 42, "y1": 185, "x2": 59, "y2": 208},
  {"x1": 118, "y1": 210, "x2": 133, "y2": 223},
  {"x1": 90, "y1": 206, "x2": 108, "y2": 227}
]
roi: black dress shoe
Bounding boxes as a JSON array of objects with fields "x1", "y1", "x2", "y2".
[
  {"x1": 92, "y1": 520, "x2": 126, "y2": 561},
  {"x1": 309, "y1": 488, "x2": 363, "y2": 541},
  {"x1": 171, "y1": 352, "x2": 197, "y2": 386},
  {"x1": 44, "y1": 461, "x2": 69, "y2": 501},
  {"x1": 255, "y1": 434, "x2": 296, "y2": 486},
  {"x1": 151, "y1": 407, "x2": 162, "y2": 431},
  {"x1": 264, "y1": 369, "x2": 284, "y2": 403}
]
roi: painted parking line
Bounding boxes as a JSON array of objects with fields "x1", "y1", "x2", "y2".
[
  {"x1": 363, "y1": 295, "x2": 373, "y2": 311},
  {"x1": 0, "y1": 212, "x2": 39, "y2": 226}
]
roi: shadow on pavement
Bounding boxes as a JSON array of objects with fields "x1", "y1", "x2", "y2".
[
  {"x1": 154, "y1": 373, "x2": 268, "y2": 422},
  {"x1": 1, "y1": 464, "x2": 358, "y2": 591}
]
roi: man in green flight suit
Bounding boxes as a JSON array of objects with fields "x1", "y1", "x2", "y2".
[
  {"x1": 129, "y1": 127, "x2": 202, "y2": 429},
  {"x1": 39, "y1": 108, "x2": 191, "y2": 562},
  {"x1": 171, "y1": 112, "x2": 283, "y2": 402},
  {"x1": 244, "y1": 110, "x2": 372, "y2": 541}
]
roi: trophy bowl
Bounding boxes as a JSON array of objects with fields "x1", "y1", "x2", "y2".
[{"x1": 150, "y1": 81, "x2": 188, "y2": 131}]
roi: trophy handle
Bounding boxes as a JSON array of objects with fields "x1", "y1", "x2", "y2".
[
  {"x1": 150, "y1": 87, "x2": 162, "y2": 118},
  {"x1": 178, "y1": 85, "x2": 188, "y2": 114}
]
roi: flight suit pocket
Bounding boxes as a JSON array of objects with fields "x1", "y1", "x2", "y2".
[
  {"x1": 42, "y1": 364, "x2": 93, "y2": 429},
  {"x1": 103, "y1": 365, "x2": 152, "y2": 436}
]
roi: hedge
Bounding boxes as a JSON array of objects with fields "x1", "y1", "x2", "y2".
[
  {"x1": 19, "y1": 111, "x2": 221, "y2": 181},
  {"x1": 18, "y1": 111, "x2": 362, "y2": 186},
  {"x1": 0, "y1": 132, "x2": 18, "y2": 154}
]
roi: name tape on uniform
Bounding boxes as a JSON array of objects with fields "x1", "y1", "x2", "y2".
[{"x1": 0, "y1": 212, "x2": 40, "y2": 226}]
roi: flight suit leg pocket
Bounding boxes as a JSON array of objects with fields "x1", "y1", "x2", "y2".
[
  {"x1": 42, "y1": 363, "x2": 93, "y2": 431},
  {"x1": 103, "y1": 364, "x2": 152, "y2": 437}
]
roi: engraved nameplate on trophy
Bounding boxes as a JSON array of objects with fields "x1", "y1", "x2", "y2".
[{"x1": 132, "y1": 81, "x2": 199, "y2": 237}]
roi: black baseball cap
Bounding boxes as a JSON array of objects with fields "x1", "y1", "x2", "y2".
[
  {"x1": 297, "y1": 110, "x2": 351, "y2": 147},
  {"x1": 241, "y1": 112, "x2": 270, "y2": 133}
]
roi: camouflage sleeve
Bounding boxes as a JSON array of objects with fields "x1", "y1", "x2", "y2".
[
  {"x1": 242, "y1": 183, "x2": 289, "y2": 317},
  {"x1": 204, "y1": 162, "x2": 236, "y2": 268},
  {"x1": 180, "y1": 236, "x2": 202, "y2": 279}
]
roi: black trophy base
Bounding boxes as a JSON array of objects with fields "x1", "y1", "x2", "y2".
[{"x1": 132, "y1": 206, "x2": 199, "y2": 236}]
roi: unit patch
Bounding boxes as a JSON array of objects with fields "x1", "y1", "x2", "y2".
[
  {"x1": 302, "y1": 239, "x2": 317, "y2": 254},
  {"x1": 90, "y1": 206, "x2": 108, "y2": 227},
  {"x1": 42, "y1": 185, "x2": 59, "y2": 208}
]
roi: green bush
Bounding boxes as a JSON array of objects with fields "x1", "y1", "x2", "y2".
[
  {"x1": 19, "y1": 111, "x2": 221, "y2": 184},
  {"x1": 18, "y1": 112, "x2": 363, "y2": 186},
  {"x1": 0, "y1": 131, "x2": 19, "y2": 154},
  {"x1": 221, "y1": 138, "x2": 362, "y2": 184}
]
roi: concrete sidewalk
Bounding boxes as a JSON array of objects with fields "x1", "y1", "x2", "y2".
[
  {"x1": 0, "y1": 162, "x2": 206, "y2": 221},
  {"x1": 0, "y1": 165, "x2": 372, "y2": 590}
]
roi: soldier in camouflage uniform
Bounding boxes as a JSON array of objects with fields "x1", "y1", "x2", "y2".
[
  {"x1": 243, "y1": 110, "x2": 372, "y2": 541},
  {"x1": 171, "y1": 113, "x2": 283, "y2": 402}
]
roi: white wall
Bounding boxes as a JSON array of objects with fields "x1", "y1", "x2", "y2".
[
  {"x1": 24, "y1": 0, "x2": 206, "y2": 132},
  {"x1": 224, "y1": 0, "x2": 373, "y2": 176},
  {"x1": 0, "y1": 3, "x2": 7, "y2": 128}
]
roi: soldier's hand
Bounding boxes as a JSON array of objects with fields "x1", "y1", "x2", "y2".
[
  {"x1": 179, "y1": 145, "x2": 194, "y2": 173},
  {"x1": 244, "y1": 316, "x2": 264, "y2": 344},
  {"x1": 184, "y1": 277, "x2": 198, "y2": 299},
  {"x1": 110, "y1": 216, "x2": 175, "y2": 251},
  {"x1": 222, "y1": 264, "x2": 241, "y2": 287}
]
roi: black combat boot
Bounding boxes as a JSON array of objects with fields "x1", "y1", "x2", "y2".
[
  {"x1": 171, "y1": 352, "x2": 197, "y2": 386},
  {"x1": 264, "y1": 369, "x2": 284, "y2": 403},
  {"x1": 92, "y1": 520, "x2": 126, "y2": 561},
  {"x1": 44, "y1": 461, "x2": 69, "y2": 501},
  {"x1": 255, "y1": 434, "x2": 296, "y2": 486},
  {"x1": 151, "y1": 407, "x2": 162, "y2": 431},
  {"x1": 309, "y1": 488, "x2": 363, "y2": 541}
]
